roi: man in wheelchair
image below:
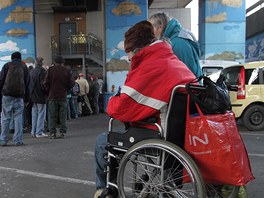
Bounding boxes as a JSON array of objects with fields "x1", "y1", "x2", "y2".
[{"x1": 94, "y1": 20, "x2": 196, "y2": 198}]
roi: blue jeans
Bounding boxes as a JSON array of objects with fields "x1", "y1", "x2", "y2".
[
  {"x1": 31, "y1": 103, "x2": 46, "y2": 136},
  {"x1": 94, "y1": 132, "x2": 108, "y2": 189},
  {"x1": 67, "y1": 98, "x2": 71, "y2": 120},
  {"x1": 0, "y1": 96, "x2": 24, "y2": 144},
  {"x1": 71, "y1": 97, "x2": 78, "y2": 118}
]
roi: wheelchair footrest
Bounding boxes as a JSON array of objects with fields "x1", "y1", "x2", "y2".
[{"x1": 107, "y1": 126, "x2": 162, "y2": 149}]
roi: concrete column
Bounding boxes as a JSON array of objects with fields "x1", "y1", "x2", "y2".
[
  {"x1": 199, "y1": 0, "x2": 246, "y2": 63},
  {"x1": 104, "y1": 0, "x2": 148, "y2": 92}
]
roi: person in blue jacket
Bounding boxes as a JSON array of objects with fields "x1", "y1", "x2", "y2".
[{"x1": 149, "y1": 12, "x2": 202, "y2": 78}]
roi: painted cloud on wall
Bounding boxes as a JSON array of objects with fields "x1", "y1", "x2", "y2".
[
  {"x1": 221, "y1": 0, "x2": 242, "y2": 7},
  {"x1": 0, "y1": 40, "x2": 19, "y2": 51},
  {"x1": 206, "y1": 12, "x2": 227, "y2": 22},
  {"x1": 117, "y1": 41, "x2": 124, "y2": 50},
  {"x1": 6, "y1": 28, "x2": 29, "y2": 36},
  {"x1": 112, "y1": 2, "x2": 142, "y2": 16},
  {"x1": 5, "y1": 6, "x2": 33, "y2": 23},
  {"x1": 0, "y1": 0, "x2": 15, "y2": 10}
]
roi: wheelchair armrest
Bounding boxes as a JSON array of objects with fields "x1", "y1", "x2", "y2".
[
  {"x1": 109, "y1": 117, "x2": 159, "y2": 132},
  {"x1": 139, "y1": 117, "x2": 158, "y2": 124}
]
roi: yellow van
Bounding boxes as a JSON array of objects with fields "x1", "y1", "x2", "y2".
[{"x1": 220, "y1": 61, "x2": 264, "y2": 131}]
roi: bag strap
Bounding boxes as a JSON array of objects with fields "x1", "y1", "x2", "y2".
[
  {"x1": 186, "y1": 94, "x2": 209, "y2": 126},
  {"x1": 186, "y1": 76, "x2": 207, "y2": 109}
]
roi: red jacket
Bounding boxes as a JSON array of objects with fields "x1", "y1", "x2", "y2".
[{"x1": 107, "y1": 41, "x2": 196, "y2": 129}]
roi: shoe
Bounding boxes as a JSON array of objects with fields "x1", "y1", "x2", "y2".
[
  {"x1": 9, "y1": 129, "x2": 15, "y2": 134},
  {"x1": 93, "y1": 189, "x2": 114, "y2": 198},
  {"x1": 94, "y1": 189, "x2": 103, "y2": 198},
  {"x1": 31, "y1": 134, "x2": 36, "y2": 138},
  {"x1": 60, "y1": 133, "x2": 65, "y2": 139},
  {"x1": 50, "y1": 133, "x2": 56, "y2": 139},
  {"x1": 36, "y1": 133, "x2": 48, "y2": 138},
  {"x1": 94, "y1": 188, "x2": 118, "y2": 198},
  {"x1": 15, "y1": 142, "x2": 24, "y2": 146},
  {"x1": 23, "y1": 127, "x2": 28, "y2": 133},
  {"x1": 0, "y1": 140, "x2": 7, "y2": 146}
]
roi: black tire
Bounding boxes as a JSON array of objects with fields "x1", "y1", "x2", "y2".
[
  {"x1": 205, "y1": 184, "x2": 240, "y2": 198},
  {"x1": 117, "y1": 139, "x2": 206, "y2": 198},
  {"x1": 242, "y1": 105, "x2": 264, "y2": 131}
]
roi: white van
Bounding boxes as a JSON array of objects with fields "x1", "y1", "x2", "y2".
[{"x1": 200, "y1": 60, "x2": 240, "y2": 76}]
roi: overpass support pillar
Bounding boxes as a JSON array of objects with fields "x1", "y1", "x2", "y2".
[{"x1": 198, "y1": 0, "x2": 246, "y2": 63}]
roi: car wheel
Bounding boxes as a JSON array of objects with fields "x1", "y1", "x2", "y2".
[{"x1": 242, "y1": 105, "x2": 264, "y2": 131}]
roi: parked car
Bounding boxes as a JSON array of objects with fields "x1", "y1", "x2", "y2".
[
  {"x1": 219, "y1": 61, "x2": 264, "y2": 131},
  {"x1": 200, "y1": 60, "x2": 239, "y2": 76}
]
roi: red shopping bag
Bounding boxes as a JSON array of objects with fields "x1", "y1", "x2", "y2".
[{"x1": 184, "y1": 96, "x2": 254, "y2": 186}]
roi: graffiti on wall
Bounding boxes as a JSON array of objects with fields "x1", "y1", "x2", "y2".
[
  {"x1": 105, "y1": 0, "x2": 147, "y2": 92},
  {"x1": 0, "y1": 0, "x2": 35, "y2": 69},
  {"x1": 246, "y1": 32, "x2": 264, "y2": 62}
]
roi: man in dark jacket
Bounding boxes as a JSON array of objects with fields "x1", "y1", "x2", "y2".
[
  {"x1": 44, "y1": 56, "x2": 74, "y2": 139},
  {"x1": 30, "y1": 57, "x2": 48, "y2": 138},
  {"x1": 0, "y1": 51, "x2": 30, "y2": 146}
]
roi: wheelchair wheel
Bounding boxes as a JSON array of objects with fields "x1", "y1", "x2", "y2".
[
  {"x1": 205, "y1": 184, "x2": 240, "y2": 198},
  {"x1": 117, "y1": 139, "x2": 206, "y2": 198}
]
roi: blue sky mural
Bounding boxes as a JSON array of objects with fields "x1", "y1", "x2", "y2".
[
  {"x1": 199, "y1": 0, "x2": 245, "y2": 62},
  {"x1": 105, "y1": 0, "x2": 147, "y2": 92},
  {"x1": 0, "y1": 0, "x2": 35, "y2": 69}
]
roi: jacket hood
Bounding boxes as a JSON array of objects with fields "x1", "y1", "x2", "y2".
[
  {"x1": 164, "y1": 18, "x2": 182, "y2": 38},
  {"x1": 164, "y1": 18, "x2": 200, "y2": 56}
]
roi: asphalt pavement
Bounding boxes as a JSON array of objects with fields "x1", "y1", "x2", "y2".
[{"x1": 0, "y1": 113, "x2": 263, "y2": 198}]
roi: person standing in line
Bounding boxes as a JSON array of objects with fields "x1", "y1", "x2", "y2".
[
  {"x1": 0, "y1": 51, "x2": 30, "y2": 146},
  {"x1": 149, "y1": 12, "x2": 203, "y2": 77},
  {"x1": 90, "y1": 76, "x2": 100, "y2": 114},
  {"x1": 97, "y1": 74, "x2": 104, "y2": 113},
  {"x1": 71, "y1": 76, "x2": 80, "y2": 118},
  {"x1": 76, "y1": 73, "x2": 93, "y2": 116},
  {"x1": 44, "y1": 56, "x2": 74, "y2": 139},
  {"x1": 66, "y1": 90, "x2": 72, "y2": 120},
  {"x1": 30, "y1": 57, "x2": 48, "y2": 138},
  {"x1": 66, "y1": 65, "x2": 73, "y2": 120},
  {"x1": 24, "y1": 65, "x2": 34, "y2": 132}
]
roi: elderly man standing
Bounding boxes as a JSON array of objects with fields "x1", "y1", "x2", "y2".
[
  {"x1": 0, "y1": 51, "x2": 30, "y2": 146},
  {"x1": 76, "y1": 73, "x2": 93, "y2": 116},
  {"x1": 44, "y1": 56, "x2": 74, "y2": 139}
]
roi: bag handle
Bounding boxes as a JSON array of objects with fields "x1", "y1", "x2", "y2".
[
  {"x1": 186, "y1": 76, "x2": 208, "y2": 112},
  {"x1": 186, "y1": 95, "x2": 209, "y2": 127}
]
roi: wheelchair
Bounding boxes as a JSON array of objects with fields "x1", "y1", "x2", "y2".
[{"x1": 95, "y1": 85, "x2": 240, "y2": 198}]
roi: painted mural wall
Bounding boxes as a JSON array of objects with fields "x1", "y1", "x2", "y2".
[
  {"x1": 246, "y1": 32, "x2": 264, "y2": 62},
  {"x1": 199, "y1": 0, "x2": 245, "y2": 63},
  {"x1": 0, "y1": 0, "x2": 35, "y2": 69},
  {"x1": 105, "y1": 0, "x2": 147, "y2": 92}
]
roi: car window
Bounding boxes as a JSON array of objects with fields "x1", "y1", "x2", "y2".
[
  {"x1": 221, "y1": 66, "x2": 241, "y2": 85},
  {"x1": 202, "y1": 66, "x2": 223, "y2": 76},
  {"x1": 248, "y1": 68, "x2": 259, "y2": 85},
  {"x1": 249, "y1": 67, "x2": 264, "y2": 85},
  {"x1": 221, "y1": 65, "x2": 264, "y2": 85},
  {"x1": 245, "y1": 69, "x2": 255, "y2": 84}
]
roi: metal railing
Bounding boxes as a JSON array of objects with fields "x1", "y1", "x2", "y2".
[{"x1": 51, "y1": 33, "x2": 103, "y2": 65}]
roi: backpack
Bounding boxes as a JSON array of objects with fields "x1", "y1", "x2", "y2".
[
  {"x1": 3, "y1": 62, "x2": 25, "y2": 97},
  {"x1": 71, "y1": 82, "x2": 80, "y2": 96}
]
